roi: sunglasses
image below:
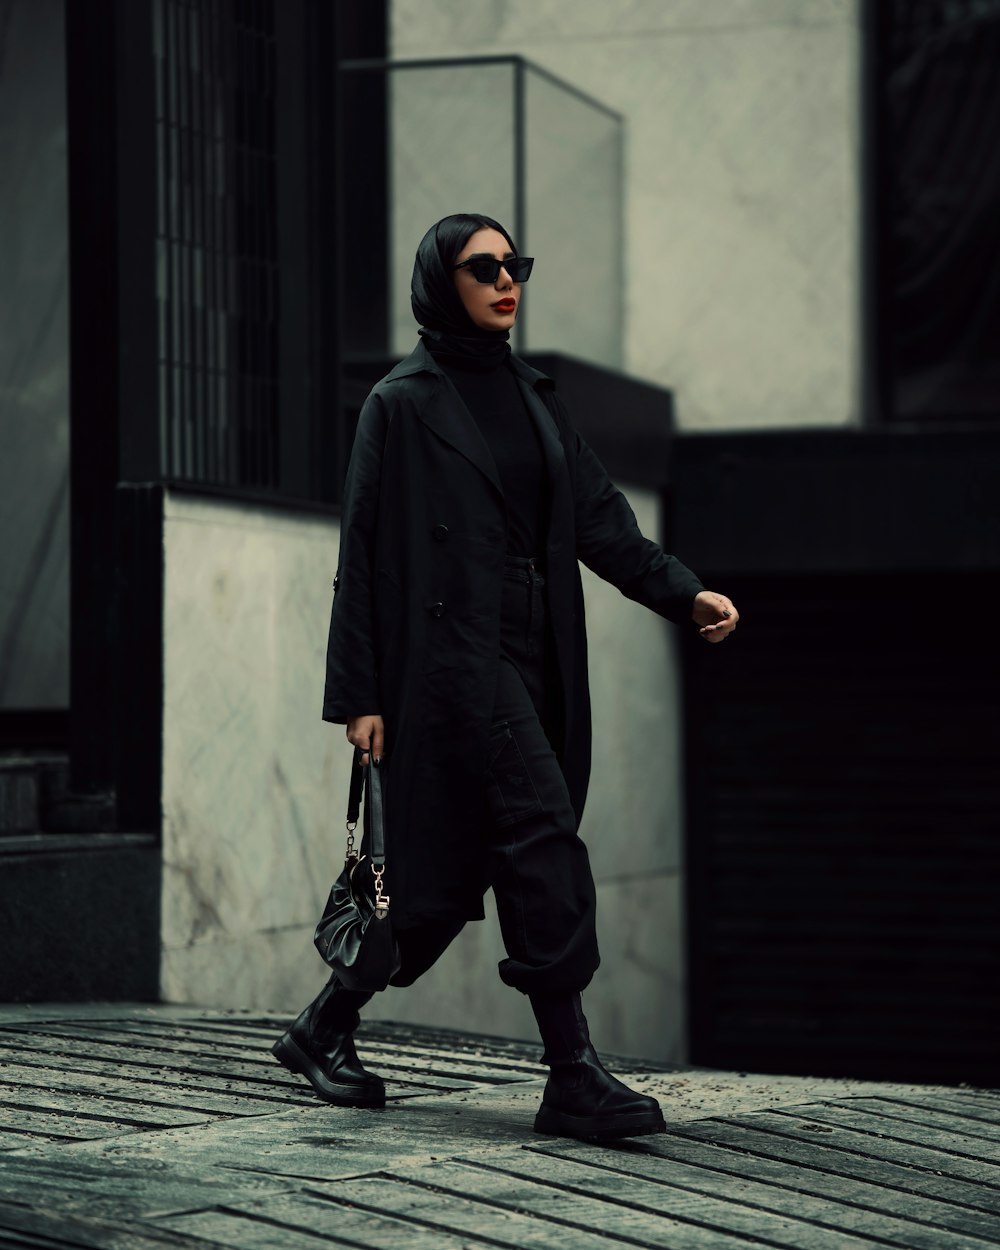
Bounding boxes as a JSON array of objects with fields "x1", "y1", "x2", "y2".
[{"x1": 452, "y1": 255, "x2": 534, "y2": 283}]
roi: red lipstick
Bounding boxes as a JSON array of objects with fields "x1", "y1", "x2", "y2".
[{"x1": 492, "y1": 299, "x2": 516, "y2": 313}]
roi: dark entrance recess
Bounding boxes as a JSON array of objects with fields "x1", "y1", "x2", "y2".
[
  {"x1": 673, "y1": 429, "x2": 1000, "y2": 1085},
  {"x1": 866, "y1": 0, "x2": 1000, "y2": 423},
  {"x1": 63, "y1": 0, "x2": 387, "y2": 815}
]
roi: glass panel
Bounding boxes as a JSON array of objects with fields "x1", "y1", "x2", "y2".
[
  {"x1": 0, "y1": 0, "x2": 70, "y2": 708},
  {"x1": 339, "y1": 58, "x2": 622, "y2": 368},
  {"x1": 523, "y1": 67, "x2": 623, "y2": 369},
  {"x1": 389, "y1": 62, "x2": 517, "y2": 356}
]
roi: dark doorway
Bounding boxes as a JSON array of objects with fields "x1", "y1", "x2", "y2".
[{"x1": 684, "y1": 570, "x2": 1000, "y2": 1085}]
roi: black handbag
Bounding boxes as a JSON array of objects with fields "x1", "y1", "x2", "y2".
[{"x1": 313, "y1": 750, "x2": 401, "y2": 992}]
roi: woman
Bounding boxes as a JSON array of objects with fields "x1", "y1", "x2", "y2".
[{"x1": 273, "y1": 213, "x2": 738, "y2": 1142}]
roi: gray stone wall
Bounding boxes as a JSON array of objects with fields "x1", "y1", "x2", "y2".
[
  {"x1": 391, "y1": 0, "x2": 862, "y2": 431},
  {"x1": 159, "y1": 492, "x2": 342, "y2": 1010}
]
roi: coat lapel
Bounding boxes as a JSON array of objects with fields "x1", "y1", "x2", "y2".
[
  {"x1": 399, "y1": 341, "x2": 568, "y2": 507},
  {"x1": 397, "y1": 343, "x2": 503, "y2": 496},
  {"x1": 417, "y1": 373, "x2": 504, "y2": 497}
]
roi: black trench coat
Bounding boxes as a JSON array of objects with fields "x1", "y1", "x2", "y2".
[{"x1": 323, "y1": 340, "x2": 703, "y2": 927}]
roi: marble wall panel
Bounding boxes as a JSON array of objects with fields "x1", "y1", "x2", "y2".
[
  {"x1": 589, "y1": 870, "x2": 686, "y2": 1065},
  {"x1": 578, "y1": 489, "x2": 685, "y2": 882},
  {"x1": 389, "y1": 62, "x2": 517, "y2": 356},
  {"x1": 392, "y1": 0, "x2": 862, "y2": 431},
  {"x1": 394, "y1": 0, "x2": 852, "y2": 46},
  {"x1": 160, "y1": 925, "x2": 327, "y2": 1015},
  {"x1": 522, "y1": 67, "x2": 623, "y2": 368},
  {"x1": 160, "y1": 493, "x2": 345, "y2": 987},
  {"x1": 0, "y1": 0, "x2": 69, "y2": 708}
]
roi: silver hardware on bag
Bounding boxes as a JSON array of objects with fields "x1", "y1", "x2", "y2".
[
  {"x1": 372, "y1": 863, "x2": 390, "y2": 918},
  {"x1": 345, "y1": 817, "x2": 358, "y2": 862}
]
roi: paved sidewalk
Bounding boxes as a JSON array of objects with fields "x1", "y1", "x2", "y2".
[{"x1": 0, "y1": 1005, "x2": 998, "y2": 1249}]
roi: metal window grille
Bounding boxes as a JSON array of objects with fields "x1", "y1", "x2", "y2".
[{"x1": 153, "y1": 0, "x2": 279, "y2": 489}]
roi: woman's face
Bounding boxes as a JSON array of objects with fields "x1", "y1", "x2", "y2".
[{"x1": 452, "y1": 228, "x2": 521, "y2": 332}]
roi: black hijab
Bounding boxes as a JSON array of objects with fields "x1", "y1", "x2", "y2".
[{"x1": 411, "y1": 213, "x2": 518, "y2": 367}]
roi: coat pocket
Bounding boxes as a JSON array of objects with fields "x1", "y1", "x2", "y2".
[{"x1": 485, "y1": 722, "x2": 543, "y2": 828}]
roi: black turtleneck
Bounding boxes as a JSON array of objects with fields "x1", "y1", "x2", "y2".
[{"x1": 429, "y1": 346, "x2": 548, "y2": 558}]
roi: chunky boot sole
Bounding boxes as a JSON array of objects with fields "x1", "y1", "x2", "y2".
[
  {"x1": 271, "y1": 1033, "x2": 385, "y2": 1108},
  {"x1": 533, "y1": 1102, "x2": 665, "y2": 1141}
]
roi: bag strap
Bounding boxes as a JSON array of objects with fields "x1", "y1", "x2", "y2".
[
  {"x1": 366, "y1": 757, "x2": 385, "y2": 868},
  {"x1": 345, "y1": 748, "x2": 386, "y2": 868},
  {"x1": 347, "y1": 747, "x2": 366, "y2": 825}
]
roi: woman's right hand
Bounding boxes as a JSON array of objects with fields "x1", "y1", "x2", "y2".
[{"x1": 347, "y1": 715, "x2": 384, "y2": 765}]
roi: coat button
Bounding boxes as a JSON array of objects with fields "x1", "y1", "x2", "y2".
[
  {"x1": 429, "y1": 601, "x2": 446, "y2": 618},
  {"x1": 432, "y1": 524, "x2": 449, "y2": 542}
]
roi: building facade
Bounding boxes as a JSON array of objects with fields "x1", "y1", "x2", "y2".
[{"x1": 2, "y1": 0, "x2": 997, "y2": 1080}]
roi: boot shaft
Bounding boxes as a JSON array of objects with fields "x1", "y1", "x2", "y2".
[
  {"x1": 299, "y1": 974, "x2": 373, "y2": 1045},
  {"x1": 529, "y1": 991, "x2": 591, "y2": 1065}
]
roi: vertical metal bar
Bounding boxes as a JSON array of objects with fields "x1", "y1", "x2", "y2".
[
  {"x1": 177, "y1": 0, "x2": 188, "y2": 478},
  {"x1": 232, "y1": 6, "x2": 244, "y2": 486},
  {"x1": 65, "y1": 0, "x2": 120, "y2": 790},
  {"x1": 613, "y1": 100, "x2": 625, "y2": 371},
  {"x1": 269, "y1": 9, "x2": 277, "y2": 489},
  {"x1": 154, "y1": 0, "x2": 168, "y2": 473},
  {"x1": 185, "y1": 0, "x2": 197, "y2": 480},
  {"x1": 192, "y1": 0, "x2": 204, "y2": 482},
  {"x1": 181, "y1": 1, "x2": 193, "y2": 479},
  {"x1": 236, "y1": 16, "x2": 245, "y2": 485},
  {"x1": 190, "y1": 0, "x2": 206, "y2": 483},
  {"x1": 167, "y1": 0, "x2": 179, "y2": 476},
  {"x1": 513, "y1": 57, "x2": 526, "y2": 354},
  {"x1": 246, "y1": 23, "x2": 258, "y2": 487},
  {"x1": 254, "y1": 74, "x2": 262, "y2": 488},
  {"x1": 207, "y1": 0, "x2": 219, "y2": 481},
  {"x1": 200, "y1": 0, "x2": 210, "y2": 481},
  {"x1": 267, "y1": 9, "x2": 277, "y2": 489},
  {"x1": 227, "y1": 0, "x2": 237, "y2": 487},
  {"x1": 186, "y1": 2, "x2": 196, "y2": 481},
  {"x1": 860, "y1": 0, "x2": 888, "y2": 427}
]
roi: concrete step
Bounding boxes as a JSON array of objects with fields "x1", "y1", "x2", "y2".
[{"x1": 0, "y1": 753, "x2": 116, "y2": 835}]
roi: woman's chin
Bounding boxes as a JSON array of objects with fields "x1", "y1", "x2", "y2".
[{"x1": 478, "y1": 313, "x2": 516, "y2": 332}]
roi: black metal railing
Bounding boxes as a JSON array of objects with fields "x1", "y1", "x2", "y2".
[{"x1": 153, "y1": 0, "x2": 280, "y2": 490}]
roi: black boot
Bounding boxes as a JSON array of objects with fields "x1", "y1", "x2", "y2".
[
  {"x1": 271, "y1": 976, "x2": 385, "y2": 1108},
  {"x1": 529, "y1": 993, "x2": 665, "y2": 1141}
]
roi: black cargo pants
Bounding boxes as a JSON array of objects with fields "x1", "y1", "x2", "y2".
[{"x1": 389, "y1": 555, "x2": 600, "y2": 995}]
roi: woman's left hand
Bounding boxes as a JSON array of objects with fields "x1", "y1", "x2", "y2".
[{"x1": 692, "y1": 590, "x2": 739, "y2": 642}]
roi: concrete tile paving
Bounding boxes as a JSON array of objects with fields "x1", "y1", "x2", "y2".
[{"x1": 0, "y1": 1005, "x2": 996, "y2": 1249}]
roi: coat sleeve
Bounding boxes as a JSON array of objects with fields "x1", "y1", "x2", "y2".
[
  {"x1": 565, "y1": 403, "x2": 704, "y2": 625},
  {"x1": 322, "y1": 392, "x2": 390, "y2": 723}
]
